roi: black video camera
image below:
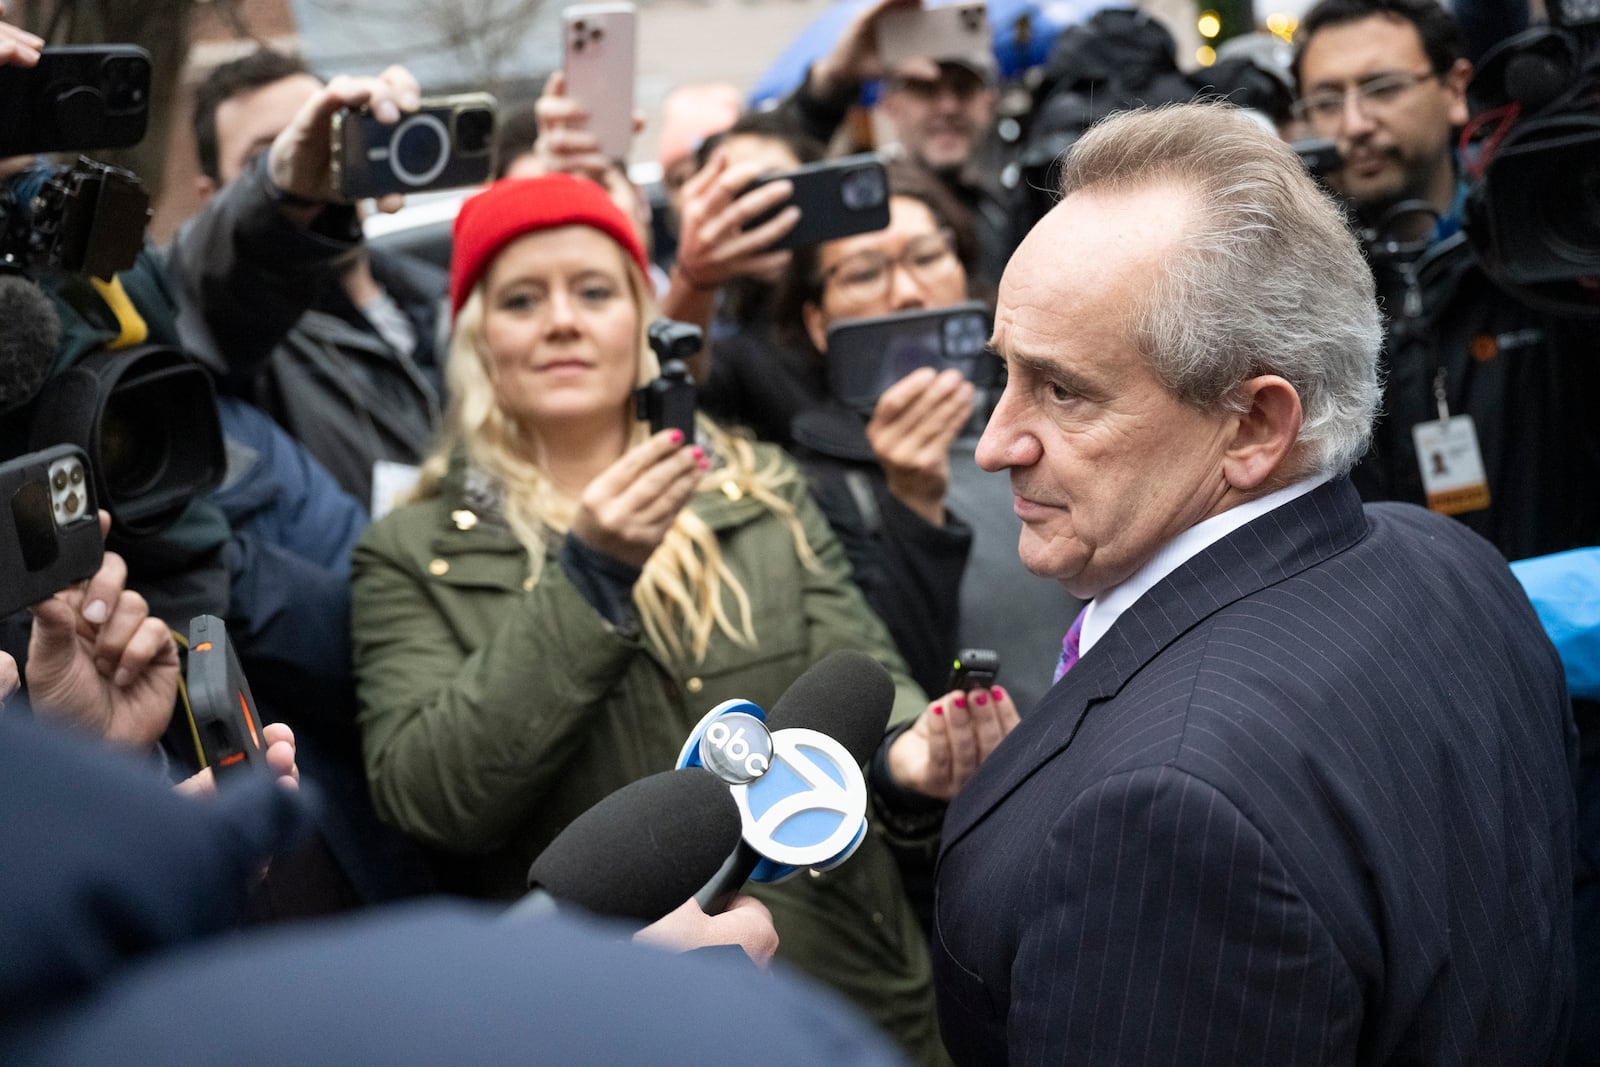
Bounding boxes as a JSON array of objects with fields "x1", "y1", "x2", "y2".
[
  {"x1": 637, "y1": 319, "x2": 701, "y2": 441},
  {"x1": 1, "y1": 159, "x2": 225, "y2": 540},
  {"x1": 1462, "y1": 0, "x2": 1600, "y2": 313},
  {"x1": 1, "y1": 157, "x2": 151, "y2": 279}
]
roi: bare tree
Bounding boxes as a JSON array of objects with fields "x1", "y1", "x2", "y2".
[{"x1": 308, "y1": 0, "x2": 550, "y2": 94}]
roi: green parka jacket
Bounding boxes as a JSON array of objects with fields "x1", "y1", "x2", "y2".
[{"x1": 352, "y1": 445, "x2": 948, "y2": 1063}]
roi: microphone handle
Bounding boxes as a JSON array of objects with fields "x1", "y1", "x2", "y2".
[{"x1": 693, "y1": 841, "x2": 761, "y2": 915}]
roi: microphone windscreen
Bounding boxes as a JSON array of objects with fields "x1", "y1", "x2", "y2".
[
  {"x1": 0, "y1": 274, "x2": 61, "y2": 412},
  {"x1": 765, "y1": 650, "x2": 895, "y2": 766},
  {"x1": 526, "y1": 768, "x2": 742, "y2": 924}
]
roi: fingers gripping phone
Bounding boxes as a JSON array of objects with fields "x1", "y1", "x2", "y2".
[
  {"x1": 563, "y1": 2, "x2": 637, "y2": 161},
  {"x1": 740, "y1": 154, "x2": 891, "y2": 251},
  {"x1": 947, "y1": 648, "x2": 1000, "y2": 693},
  {"x1": 0, "y1": 445, "x2": 104, "y2": 619},
  {"x1": 0, "y1": 45, "x2": 151, "y2": 156},
  {"x1": 186, "y1": 614, "x2": 268, "y2": 780},
  {"x1": 330, "y1": 93, "x2": 497, "y2": 202}
]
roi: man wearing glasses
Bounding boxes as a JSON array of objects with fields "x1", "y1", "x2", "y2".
[
  {"x1": 1292, "y1": 0, "x2": 1598, "y2": 564},
  {"x1": 1292, "y1": 0, "x2": 1472, "y2": 242},
  {"x1": 1297, "y1": 11, "x2": 1599, "y2": 1062},
  {"x1": 778, "y1": 0, "x2": 1010, "y2": 290}
]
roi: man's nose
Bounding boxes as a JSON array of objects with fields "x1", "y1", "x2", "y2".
[
  {"x1": 975, "y1": 385, "x2": 1040, "y2": 473},
  {"x1": 1338, "y1": 89, "x2": 1377, "y2": 138}
]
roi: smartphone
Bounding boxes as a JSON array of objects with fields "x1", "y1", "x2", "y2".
[
  {"x1": 877, "y1": 3, "x2": 992, "y2": 73},
  {"x1": 947, "y1": 648, "x2": 1000, "y2": 693},
  {"x1": 330, "y1": 92, "x2": 497, "y2": 202},
  {"x1": 825, "y1": 301, "x2": 996, "y2": 414},
  {"x1": 0, "y1": 445, "x2": 104, "y2": 619},
  {"x1": 741, "y1": 153, "x2": 890, "y2": 251},
  {"x1": 0, "y1": 45, "x2": 151, "y2": 156},
  {"x1": 186, "y1": 614, "x2": 267, "y2": 781},
  {"x1": 563, "y1": 2, "x2": 637, "y2": 161}
]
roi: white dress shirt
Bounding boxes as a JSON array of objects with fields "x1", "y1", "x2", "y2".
[{"x1": 1079, "y1": 475, "x2": 1331, "y2": 658}]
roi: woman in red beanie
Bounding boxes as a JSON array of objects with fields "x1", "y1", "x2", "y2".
[{"x1": 350, "y1": 173, "x2": 949, "y2": 1063}]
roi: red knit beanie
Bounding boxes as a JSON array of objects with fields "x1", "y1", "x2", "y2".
[{"x1": 449, "y1": 173, "x2": 650, "y2": 319}]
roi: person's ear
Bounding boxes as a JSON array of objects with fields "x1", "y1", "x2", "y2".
[
  {"x1": 194, "y1": 174, "x2": 217, "y2": 202},
  {"x1": 802, "y1": 300, "x2": 830, "y2": 354},
  {"x1": 1222, "y1": 374, "x2": 1303, "y2": 491},
  {"x1": 1443, "y1": 57, "x2": 1473, "y2": 128}
]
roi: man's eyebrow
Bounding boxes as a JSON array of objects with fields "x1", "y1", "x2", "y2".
[
  {"x1": 995, "y1": 346, "x2": 1108, "y2": 400},
  {"x1": 1305, "y1": 70, "x2": 1405, "y2": 93}
]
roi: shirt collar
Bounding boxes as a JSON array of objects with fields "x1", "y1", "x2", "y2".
[{"x1": 1079, "y1": 474, "x2": 1331, "y2": 657}]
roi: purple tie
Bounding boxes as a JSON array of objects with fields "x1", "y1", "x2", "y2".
[{"x1": 1053, "y1": 609, "x2": 1087, "y2": 683}]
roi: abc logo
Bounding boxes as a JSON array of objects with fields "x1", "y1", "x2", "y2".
[
  {"x1": 698, "y1": 711, "x2": 772, "y2": 785},
  {"x1": 733, "y1": 728, "x2": 868, "y2": 869}
]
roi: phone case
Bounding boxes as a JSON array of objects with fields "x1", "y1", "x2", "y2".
[
  {"x1": 563, "y1": 2, "x2": 637, "y2": 161},
  {"x1": 876, "y1": 3, "x2": 992, "y2": 73},
  {"x1": 186, "y1": 614, "x2": 267, "y2": 780},
  {"x1": 0, "y1": 45, "x2": 151, "y2": 156},
  {"x1": 0, "y1": 445, "x2": 104, "y2": 619},
  {"x1": 742, "y1": 153, "x2": 891, "y2": 251},
  {"x1": 330, "y1": 92, "x2": 497, "y2": 202},
  {"x1": 825, "y1": 301, "x2": 996, "y2": 414}
]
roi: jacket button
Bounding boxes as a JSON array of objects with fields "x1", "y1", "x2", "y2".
[
  {"x1": 451, "y1": 509, "x2": 478, "y2": 531},
  {"x1": 428, "y1": 559, "x2": 449, "y2": 576},
  {"x1": 686, "y1": 677, "x2": 704, "y2": 693}
]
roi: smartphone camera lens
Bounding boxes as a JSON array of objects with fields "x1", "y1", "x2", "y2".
[
  {"x1": 101, "y1": 57, "x2": 148, "y2": 113},
  {"x1": 942, "y1": 311, "x2": 988, "y2": 360},
  {"x1": 47, "y1": 457, "x2": 89, "y2": 524},
  {"x1": 388, "y1": 112, "x2": 451, "y2": 187},
  {"x1": 454, "y1": 108, "x2": 495, "y2": 155},
  {"x1": 839, "y1": 166, "x2": 887, "y2": 212}
]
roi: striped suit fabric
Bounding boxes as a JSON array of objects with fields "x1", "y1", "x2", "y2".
[{"x1": 934, "y1": 477, "x2": 1575, "y2": 1065}]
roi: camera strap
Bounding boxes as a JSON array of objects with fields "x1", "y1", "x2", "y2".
[{"x1": 87, "y1": 275, "x2": 148, "y2": 350}]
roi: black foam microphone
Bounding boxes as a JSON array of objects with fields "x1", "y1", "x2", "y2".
[
  {"x1": 694, "y1": 650, "x2": 896, "y2": 914},
  {"x1": 765, "y1": 649, "x2": 896, "y2": 762},
  {"x1": 518, "y1": 767, "x2": 743, "y2": 926},
  {"x1": 0, "y1": 273, "x2": 62, "y2": 413}
]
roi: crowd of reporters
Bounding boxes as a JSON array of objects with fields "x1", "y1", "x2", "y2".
[{"x1": 1, "y1": 0, "x2": 1597, "y2": 1060}]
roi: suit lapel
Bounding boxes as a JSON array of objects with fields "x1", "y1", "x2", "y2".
[{"x1": 942, "y1": 478, "x2": 1371, "y2": 848}]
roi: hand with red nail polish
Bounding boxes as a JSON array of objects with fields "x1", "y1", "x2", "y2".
[
  {"x1": 886, "y1": 685, "x2": 1021, "y2": 800},
  {"x1": 569, "y1": 428, "x2": 705, "y2": 568}
]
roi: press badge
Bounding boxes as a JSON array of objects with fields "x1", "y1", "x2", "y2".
[{"x1": 1412, "y1": 416, "x2": 1491, "y2": 516}]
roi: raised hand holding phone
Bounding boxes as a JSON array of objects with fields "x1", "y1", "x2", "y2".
[{"x1": 561, "y1": 2, "x2": 637, "y2": 162}]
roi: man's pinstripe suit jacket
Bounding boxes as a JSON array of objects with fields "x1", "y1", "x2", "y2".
[{"x1": 934, "y1": 477, "x2": 1575, "y2": 1066}]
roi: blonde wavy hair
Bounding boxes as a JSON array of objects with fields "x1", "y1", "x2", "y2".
[{"x1": 413, "y1": 246, "x2": 818, "y2": 665}]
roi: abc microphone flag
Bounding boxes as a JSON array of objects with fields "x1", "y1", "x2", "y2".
[{"x1": 681, "y1": 651, "x2": 897, "y2": 913}]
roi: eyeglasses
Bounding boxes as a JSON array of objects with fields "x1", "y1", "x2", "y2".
[
  {"x1": 1292, "y1": 69, "x2": 1441, "y2": 126},
  {"x1": 821, "y1": 230, "x2": 960, "y2": 306},
  {"x1": 886, "y1": 73, "x2": 988, "y2": 102}
]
